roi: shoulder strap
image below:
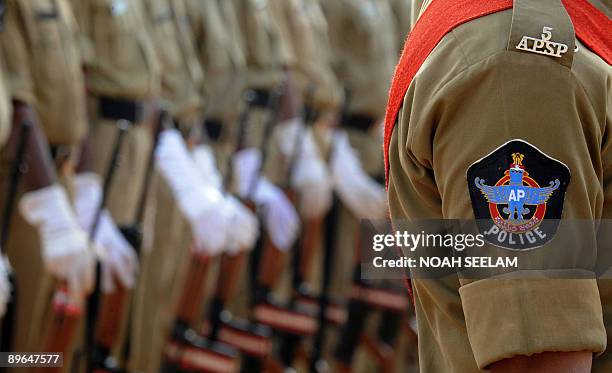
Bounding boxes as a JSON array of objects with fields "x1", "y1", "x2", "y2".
[{"x1": 384, "y1": 0, "x2": 612, "y2": 184}]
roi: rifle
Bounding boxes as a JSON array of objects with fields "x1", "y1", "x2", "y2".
[
  {"x1": 54, "y1": 120, "x2": 130, "y2": 373},
  {"x1": 309, "y1": 92, "x2": 352, "y2": 373},
  {"x1": 161, "y1": 91, "x2": 261, "y2": 373},
  {"x1": 273, "y1": 85, "x2": 328, "y2": 367},
  {"x1": 87, "y1": 109, "x2": 168, "y2": 373},
  {"x1": 0, "y1": 120, "x2": 31, "y2": 363}
]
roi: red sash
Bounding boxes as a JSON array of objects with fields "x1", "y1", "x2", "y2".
[{"x1": 384, "y1": 0, "x2": 612, "y2": 184}]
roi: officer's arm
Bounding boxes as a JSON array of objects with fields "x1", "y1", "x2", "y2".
[
  {"x1": 1, "y1": 1, "x2": 57, "y2": 190},
  {"x1": 388, "y1": 41, "x2": 606, "y2": 371}
]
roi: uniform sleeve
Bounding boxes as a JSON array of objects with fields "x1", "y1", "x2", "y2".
[
  {"x1": 1, "y1": 0, "x2": 35, "y2": 104},
  {"x1": 388, "y1": 47, "x2": 607, "y2": 368}
]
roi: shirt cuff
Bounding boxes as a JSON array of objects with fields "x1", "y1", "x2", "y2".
[{"x1": 459, "y1": 275, "x2": 606, "y2": 369}]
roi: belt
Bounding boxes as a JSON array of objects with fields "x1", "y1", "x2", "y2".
[
  {"x1": 343, "y1": 113, "x2": 375, "y2": 132},
  {"x1": 97, "y1": 96, "x2": 146, "y2": 124},
  {"x1": 250, "y1": 89, "x2": 271, "y2": 109},
  {"x1": 203, "y1": 118, "x2": 223, "y2": 142}
]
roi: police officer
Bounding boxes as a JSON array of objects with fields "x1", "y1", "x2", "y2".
[
  {"x1": 385, "y1": 0, "x2": 611, "y2": 372},
  {"x1": 187, "y1": 0, "x2": 246, "y2": 169},
  {"x1": 0, "y1": 0, "x2": 96, "y2": 358},
  {"x1": 317, "y1": 1, "x2": 398, "y2": 370},
  {"x1": 130, "y1": 0, "x2": 226, "y2": 370},
  {"x1": 69, "y1": 0, "x2": 160, "y2": 368}
]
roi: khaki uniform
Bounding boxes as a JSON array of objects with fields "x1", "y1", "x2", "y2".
[
  {"x1": 187, "y1": 0, "x2": 246, "y2": 169},
  {"x1": 270, "y1": 0, "x2": 342, "y2": 113},
  {"x1": 234, "y1": 0, "x2": 294, "y2": 159},
  {"x1": 71, "y1": 0, "x2": 160, "y2": 224},
  {"x1": 321, "y1": 0, "x2": 397, "y2": 300},
  {"x1": 0, "y1": 0, "x2": 86, "y2": 355},
  {"x1": 389, "y1": 0, "x2": 412, "y2": 53},
  {"x1": 387, "y1": 1, "x2": 611, "y2": 372},
  {"x1": 0, "y1": 62, "x2": 11, "y2": 149},
  {"x1": 129, "y1": 0, "x2": 203, "y2": 370}
]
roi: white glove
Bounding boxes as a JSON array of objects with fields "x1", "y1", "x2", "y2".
[
  {"x1": 233, "y1": 149, "x2": 300, "y2": 251},
  {"x1": 191, "y1": 145, "x2": 223, "y2": 190},
  {"x1": 156, "y1": 129, "x2": 227, "y2": 255},
  {"x1": 289, "y1": 129, "x2": 333, "y2": 219},
  {"x1": 0, "y1": 255, "x2": 11, "y2": 318},
  {"x1": 73, "y1": 174, "x2": 139, "y2": 293},
  {"x1": 221, "y1": 196, "x2": 259, "y2": 254},
  {"x1": 192, "y1": 145, "x2": 260, "y2": 254},
  {"x1": 275, "y1": 118, "x2": 333, "y2": 218},
  {"x1": 331, "y1": 131, "x2": 387, "y2": 220},
  {"x1": 19, "y1": 185, "x2": 94, "y2": 296}
]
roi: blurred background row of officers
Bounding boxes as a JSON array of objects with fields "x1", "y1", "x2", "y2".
[{"x1": 0, "y1": 0, "x2": 418, "y2": 372}]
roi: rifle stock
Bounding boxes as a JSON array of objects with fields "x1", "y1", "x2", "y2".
[
  {"x1": 38, "y1": 288, "x2": 82, "y2": 373},
  {"x1": 175, "y1": 253, "x2": 210, "y2": 325},
  {"x1": 94, "y1": 282, "x2": 128, "y2": 355}
]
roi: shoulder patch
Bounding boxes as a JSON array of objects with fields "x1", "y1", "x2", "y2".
[{"x1": 467, "y1": 140, "x2": 570, "y2": 251}]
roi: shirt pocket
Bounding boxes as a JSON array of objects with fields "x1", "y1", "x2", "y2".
[{"x1": 29, "y1": 0, "x2": 80, "y2": 82}]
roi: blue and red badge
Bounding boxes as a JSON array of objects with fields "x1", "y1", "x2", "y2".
[{"x1": 467, "y1": 140, "x2": 570, "y2": 250}]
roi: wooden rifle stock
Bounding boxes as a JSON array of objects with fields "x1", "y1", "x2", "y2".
[
  {"x1": 175, "y1": 253, "x2": 211, "y2": 325},
  {"x1": 93, "y1": 282, "x2": 128, "y2": 354},
  {"x1": 38, "y1": 288, "x2": 82, "y2": 373}
]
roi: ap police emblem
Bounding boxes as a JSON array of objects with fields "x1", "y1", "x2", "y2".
[{"x1": 467, "y1": 140, "x2": 570, "y2": 251}]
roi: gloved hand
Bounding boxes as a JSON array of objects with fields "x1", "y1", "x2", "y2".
[
  {"x1": 290, "y1": 130, "x2": 333, "y2": 219},
  {"x1": 191, "y1": 145, "x2": 223, "y2": 190},
  {"x1": 331, "y1": 131, "x2": 387, "y2": 220},
  {"x1": 221, "y1": 196, "x2": 259, "y2": 254},
  {"x1": 192, "y1": 146, "x2": 259, "y2": 254},
  {"x1": 19, "y1": 185, "x2": 95, "y2": 297},
  {"x1": 156, "y1": 129, "x2": 226, "y2": 255},
  {"x1": 0, "y1": 255, "x2": 12, "y2": 318},
  {"x1": 73, "y1": 173, "x2": 139, "y2": 293},
  {"x1": 275, "y1": 118, "x2": 333, "y2": 218},
  {"x1": 233, "y1": 148, "x2": 300, "y2": 251}
]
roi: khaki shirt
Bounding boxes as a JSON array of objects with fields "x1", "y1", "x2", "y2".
[
  {"x1": 387, "y1": 2, "x2": 611, "y2": 371},
  {"x1": 269, "y1": 0, "x2": 342, "y2": 112},
  {"x1": 1, "y1": 0, "x2": 86, "y2": 145},
  {"x1": 0, "y1": 60, "x2": 11, "y2": 148},
  {"x1": 322, "y1": 0, "x2": 397, "y2": 118},
  {"x1": 145, "y1": 0, "x2": 203, "y2": 123},
  {"x1": 187, "y1": 0, "x2": 246, "y2": 121},
  {"x1": 389, "y1": 0, "x2": 412, "y2": 53},
  {"x1": 71, "y1": 0, "x2": 160, "y2": 100},
  {"x1": 233, "y1": 0, "x2": 291, "y2": 90}
]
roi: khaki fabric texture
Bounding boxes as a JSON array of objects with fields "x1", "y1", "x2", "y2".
[
  {"x1": 0, "y1": 62, "x2": 11, "y2": 148},
  {"x1": 130, "y1": 174, "x2": 191, "y2": 372},
  {"x1": 145, "y1": 0, "x2": 203, "y2": 124},
  {"x1": 71, "y1": 0, "x2": 160, "y2": 100},
  {"x1": 269, "y1": 0, "x2": 342, "y2": 112},
  {"x1": 389, "y1": 0, "x2": 412, "y2": 53},
  {"x1": 1, "y1": 0, "x2": 87, "y2": 145},
  {"x1": 87, "y1": 119, "x2": 152, "y2": 225},
  {"x1": 387, "y1": 6, "x2": 611, "y2": 372},
  {"x1": 322, "y1": 0, "x2": 397, "y2": 118},
  {"x1": 187, "y1": 0, "x2": 246, "y2": 129},
  {"x1": 0, "y1": 163, "x2": 75, "y2": 356},
  {"x1": 233, "y1": 0, "x2": 288, "y2": 90}
]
